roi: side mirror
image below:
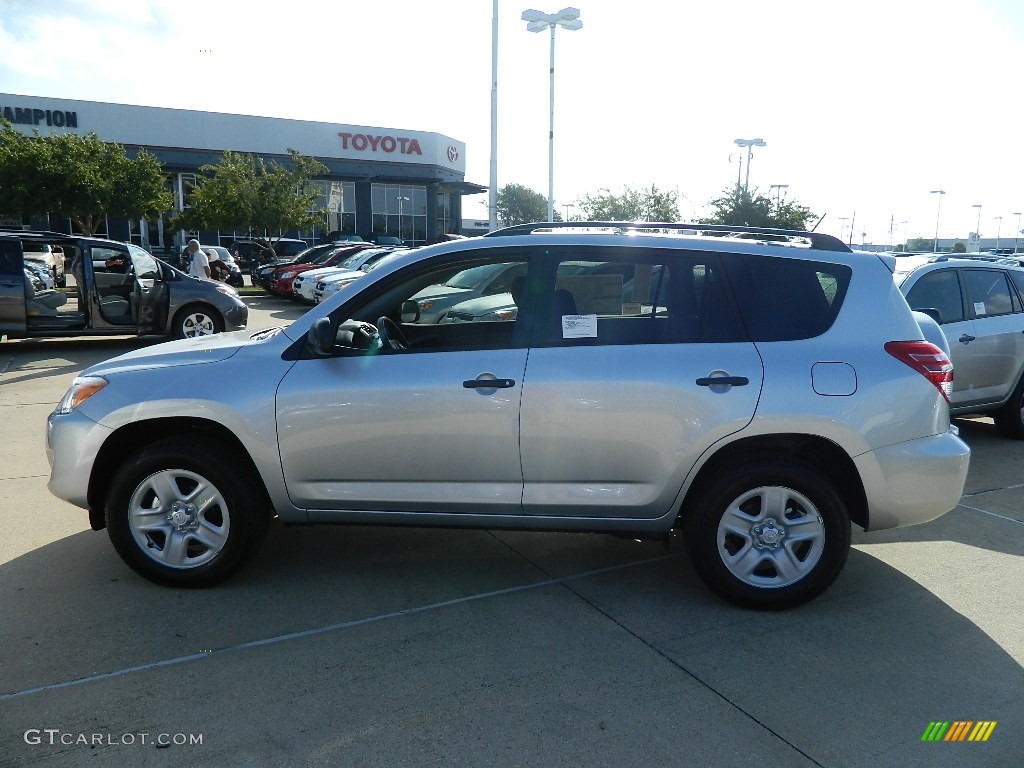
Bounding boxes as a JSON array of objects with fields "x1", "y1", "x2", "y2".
[
  {"x1": 400, "y1": 300, "x2": 420, "y2": 323},
  {"x1": 306, "y1": 317, "x2": 335, "y2": 357}
]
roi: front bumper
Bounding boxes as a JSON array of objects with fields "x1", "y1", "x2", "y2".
[
  {"x1": 46, "y1": 409, "x2": 113, "y2": 511},
  {"x1": 855, "y1": 428, "x2": 970, "y2": 531},
  {"x1": 223, "y1": 299, "x2": 248, "y2": 331}
]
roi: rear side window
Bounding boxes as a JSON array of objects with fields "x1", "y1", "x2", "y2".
[
  {"x1": 540, "y1": 251, "x2": 745, "y2": 346},
  {"x1": 0, "y1": 239, "x2": 21, "y2": 276},
  {"x1": 724, "y1": 254, "x2": 852, "y2": 341},
  {"x1": 963, "y1": 269, "x2": 1021, "y2": 318}
]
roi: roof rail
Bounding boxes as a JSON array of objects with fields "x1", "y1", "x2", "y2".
[{"x1": 484, "y1": 221, "x2": 852, "y2": 253}]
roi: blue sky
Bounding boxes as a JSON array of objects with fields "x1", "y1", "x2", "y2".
[{"x1": 2, "y1": 0, "x2": 1023, "y2": 245}]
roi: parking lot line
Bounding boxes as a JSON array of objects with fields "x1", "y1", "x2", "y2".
[{"x1": 0, "y1": 552, "x2": 681, "y2": 703}]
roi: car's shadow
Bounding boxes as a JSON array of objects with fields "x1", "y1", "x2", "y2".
[
  {"x1": 0, "y1": 523, "x2": 1020, "y2": 767},
  {"x1": 0, "y1": 337, "x2": 153, "y2": 389}
]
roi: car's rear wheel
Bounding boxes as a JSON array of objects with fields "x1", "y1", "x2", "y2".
[
  {"x1": 993, "y1": 373, "x2": 1024, "y2": 439},
  {"x1": 172, "y1": 305, "x2": 223, "y2": 339},
  {"x1": 105, "y1": 438, "x2": 269, "y2": 587},
  {"x1": 684, "y1": 461, "x2": 850, "y2": 610}
]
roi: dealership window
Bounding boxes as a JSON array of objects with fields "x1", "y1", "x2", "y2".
[
  {"x1": 437, "y1": 192, "x2": 456, "y2": 237},
  {"x1": 371, "y1": 184, "x2": 427, "y2": 246},
  {"x1": 312, "y1": 180, "x2": 357, "y2": 238}
]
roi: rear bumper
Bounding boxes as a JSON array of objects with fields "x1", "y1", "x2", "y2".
[{"x1": 855, "y1": 429, "x2": 970, "y2": 530}]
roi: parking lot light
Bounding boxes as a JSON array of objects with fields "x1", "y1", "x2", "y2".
[
  {"x1": 522, "y1": 6, "x2": 583, "y2": 222},
  {"x1": 929, "y1": 189, "x2": 946, "y2": 252}
]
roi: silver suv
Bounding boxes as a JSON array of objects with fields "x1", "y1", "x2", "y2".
[
  {"x1": 46, "y1": 223, "x2": 970, "y2": 609},
  {"x1": 896, "y1": 254, "x2": 1024, "y2": 438}
]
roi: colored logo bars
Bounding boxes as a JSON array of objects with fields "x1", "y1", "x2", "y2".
[{"x1": 921, "y1": 721, "x2": 997, "y2": 742}]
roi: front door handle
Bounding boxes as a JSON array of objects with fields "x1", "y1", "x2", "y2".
[
  {"x1": 959, "y1": 333, "x2": 976, "y2": 344},
  {"x1": 696, "y1": 376, "x2": 749, "y2": 387},
  {"x1": 463, "y1": 378, "x2": 516, "y2": 389}
]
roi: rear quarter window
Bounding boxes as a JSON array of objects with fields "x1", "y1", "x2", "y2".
[{"x1": 723, "y1": 253, "x2": 852, "y2": 341}]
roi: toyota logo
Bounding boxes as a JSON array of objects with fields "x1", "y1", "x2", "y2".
[{"x1": 447, "y1": 145, "x2": 459, "y2": 163}]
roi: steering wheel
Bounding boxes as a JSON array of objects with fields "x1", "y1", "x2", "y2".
[{"x1": 376, "y1": 316, "x2": 410, "y2": 351}]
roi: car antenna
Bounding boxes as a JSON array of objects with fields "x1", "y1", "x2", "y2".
[{"x1": 810, "y1": 213, "x2": 826, "y2": 232}]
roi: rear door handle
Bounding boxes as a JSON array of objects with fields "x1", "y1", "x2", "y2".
[
  {"x1": 463, "y1": 378, "x2": 516, "y2": 389},
  {"x1": 959, "y1": 334, "x2": 976, "y2": 344},
  {"x1": 696, "y1": 376, "x2": 749, "y2": 387}
]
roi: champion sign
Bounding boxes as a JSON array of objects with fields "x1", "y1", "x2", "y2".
[{"x1": 338, "y1": 132, "x2": 422, "y2": 156}]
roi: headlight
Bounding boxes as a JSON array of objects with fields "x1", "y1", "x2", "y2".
[
  {"x1": 280, "y1": 271, "x2": 296, "y2": 279},
  {"x1": 55, "y1": 376, "x2": 107, "y2": 414},
  {"x1": 215, "y1": 285, "x2": 238, "y2": 297},
  {"x1": 419, "y1": 300, "x2": 434, "y2": 312}
]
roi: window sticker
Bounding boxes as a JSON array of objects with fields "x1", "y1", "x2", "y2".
[
  {"x1": 974, "y1": 301, "x2": 987, "y2": 316},
  {"x1": 562, "y1": 314, "x2": 598, "y2": 338}
]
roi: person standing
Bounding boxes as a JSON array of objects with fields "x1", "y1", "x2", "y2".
[{"x1": 186, "y1": 239, "x2": 210, "y2": 279}]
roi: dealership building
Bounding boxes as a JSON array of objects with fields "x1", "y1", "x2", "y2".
[{"x1": 1, "y1": 92, "x2": 486, "y2": 251}]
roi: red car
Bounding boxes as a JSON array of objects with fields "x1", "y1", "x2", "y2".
[{"x1": 266, "y1": 244, "x2": 375, "y2": 297}]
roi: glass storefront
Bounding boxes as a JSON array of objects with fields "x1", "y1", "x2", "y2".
[{"x1": 371, "y1": 184, "x2": 427, "y2": 246}]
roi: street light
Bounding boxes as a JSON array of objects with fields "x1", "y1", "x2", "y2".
[
  {"x1": 396, "y1": 195, "x2": 410, "y2": 239},
  {"x1": 522, "y1": 6, "x2": 583, "y2": 223},
  {"x1": 995, "y1": 215, "x2": 1003, "y2": 251},
  {"x1": 1014, "y1": 212, "x2": 1022, "y2": 254},
  {"x1": 971, "y1": 204, "x2": 982, "y2": 251},
  {"x1": 768, "y1": 183, "x2": 789, "y2": 205},
  {"x1": 929, "y1": 189, "x2": 946, "y2": 252},
  {"x1": 734, "y1": 138, "x2": 766, "y2": 190},
  {"x1": 489, "y1": 0, "x2": 499, "y2": 231}
]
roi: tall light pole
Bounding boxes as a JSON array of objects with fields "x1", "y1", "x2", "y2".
[
  {"x1": 522, "y1": 6, "x2": 583, "y2": 223},
  {"x1": 396, "y1": 195, "x2": 410, "y2": 239},
  {"x1": 971, "y1": 203, "x2": 982, "y2": 251},
  {"x1": 734, "y1": 138, "x2": 766, "y2": 190},
  {"x1": 900, "y1": 220, "x2": 908, "y2": 251},
  {"x1": 1014, "y1": 212, "x2": 1022, "y2": 254},
  {"x1": 489, "y1": 0, "x2": 499, "y2": 231},
  {"x1": 995, "y1": 215, "x2": 1003, "y2": 250},
  {"x1": 768, "y1": 183, "x2": 789, "y2": 205},
  {"x1": 838, "y1": 217, "x2": 849, "y2": 244},
  {"x1": 929, "y1": 189, "x2": 946, "y2": 252}
]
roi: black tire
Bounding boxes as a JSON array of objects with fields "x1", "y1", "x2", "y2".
[
  {"x1": 105, "y1": 437, "x2": 270, "y2": 587},
  {"x1": 172, "y1": 304, "x2": 224, "y2": 339},
  {"x1": 993, "y1": 374, "x2": 1024, "y2": 439},
  {"x1": 684, "y1": 460, "x2": 851, "y2": 610}
]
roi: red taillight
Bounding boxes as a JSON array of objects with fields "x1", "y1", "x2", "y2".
[{"x1": 884, "y1": 341, "x2": 953, "y2": 403}]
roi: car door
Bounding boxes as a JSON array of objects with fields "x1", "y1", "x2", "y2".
[
  {"x1": 903, "y1": 266, "x2": 985, "y2": 408},
  {"x1": 275, "y1": 250, "x2": 532, "y2": 517},
  {"x1": 0, "y1": 236, "x2": 28, "y2": 334},
  {"x1": 958, "y1": 267, "x2": 1024, "y2": 405},
  {"x1": 518, "y1": 248, "x2": 763, "y2": 520},
  {"x1": 128, "y1": 244, "x2": 170, "y2": 334}
]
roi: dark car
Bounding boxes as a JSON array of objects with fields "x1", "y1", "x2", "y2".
[
  {"x1": 251, "y1": 243, "x2": 346, "y2": 289},
  {"x1": 232, "y1": 237, "x2": 309, "y2": 270},
  {"x1": 0, "y1": 231, "x2": 247, "y2": 340},
  {"x1": 266, "y1": 244, "x2": 376, "y2": 297}
]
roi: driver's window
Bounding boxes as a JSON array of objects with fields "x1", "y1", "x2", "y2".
[{"x1": 332, "y1": 254, "x2": 531, "y2": 354}]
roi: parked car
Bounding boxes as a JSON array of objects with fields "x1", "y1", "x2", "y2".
[
  {"x1": 365, "y1": 233, "x2": 407, "y2": 246},
  {"x1": 291, "y1": 248, "x2": 397, "y2": 303},
  {"x1": 252, "y1": 243, "x2": 347, "y2": 289},
  {"x1": 896, "y1": 254, "x2": 1024, "y2": 437},
  {"x1": 21, "y1": 240, "x2": 66, "y2": 287},
  {"x1": 1, "y1": 230, "x2": 247, "y2": 340},
  {"x1": 24, "y1": 258, "x2": 56, "y2": 291},
  {"x1": 405, "y1": 261, "x2": 528, "y2": 323},
  {"x1": 313, "y1": 250, "x2": 408, "y2": 304},
  {"x1": 267, "y1": 244, "x2": 375, "y2": 297},
  {"x1": 46, "y1": 221, "x2": 969, "y2": 609},
  {"x1": 232, "y1": 237, "x2": 309, "y2": 270}
]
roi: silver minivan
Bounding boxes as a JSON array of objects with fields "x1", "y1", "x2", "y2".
[
  {"x1": 0, "y1": 231, "x2": 248, "y2": 340},
  {"x1": 46, "y1": 223, "x2": 970, "y2": 609}
]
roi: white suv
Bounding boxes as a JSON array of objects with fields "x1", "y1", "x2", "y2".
[
  {"x1": 47, "y1": 222, "x2": 970, "y2": 609},
  {"x1": 22, "y1": 241, "x2": 65, "y2": 287}
]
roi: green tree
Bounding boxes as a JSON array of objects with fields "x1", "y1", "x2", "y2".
[
  {"x1": 906, "y1": 237, "x2": 934, "y2": 252},
  {"x1": 701, "y1": 186, "x2": 815, "y2": 230},
  {"x1": 0, "y1": 121, "x2": 171, "y2": 235},
  {"x1": 174, "y1": 149, "x2": 328, "y2": 252},
  {"x1": 950, "y1": 241, "x2": 966, "y2": 253},
  {"x1": 578, "y1": 184, "x2": 680, "y2": 222},
  {"x1": 495, "y1": 183, "x2": 552, "y2": 226}
]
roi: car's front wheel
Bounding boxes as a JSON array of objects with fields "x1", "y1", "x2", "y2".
[
  {"x1": 105, "y1": 438, "x2": 269, "y2": 587},
  {"x1": 684, "y1": 461, "x2": 850, "y2": 610},
  {"x1": 172, "y1": 305, "x2": 224, "y2": 339}
]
